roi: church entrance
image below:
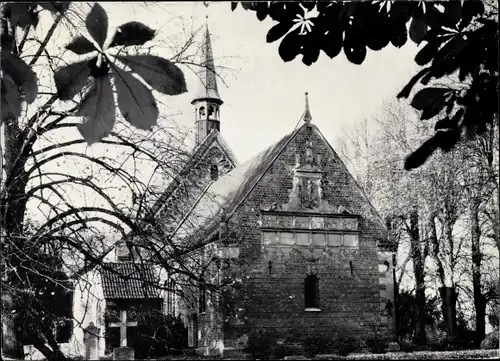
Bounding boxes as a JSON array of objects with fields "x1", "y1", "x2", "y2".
[{"x1": 188, "y1": 313, "x2": 198, "y2": 348}]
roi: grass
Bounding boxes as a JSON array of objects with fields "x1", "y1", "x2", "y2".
[{"x1": 120, "y1": 349, "x2": 499, "y2": 360}]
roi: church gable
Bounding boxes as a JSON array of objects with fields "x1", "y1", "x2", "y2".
[
  {"x1": 150, "y1": 130, "x2": 238, "y2": 235},
  {"x1": 213, "y1": 121, "x2": 394, "y2": 346},
  {"x1": 232, "y1": 122, "x2": 389, "y2": 250}
]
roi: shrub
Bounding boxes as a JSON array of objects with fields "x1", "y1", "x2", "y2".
[
  {"x1": 132, "y1": 313, "x2": 188, "y2": 358},
  {"x1": 343, "y1": 349, "x2": 498, "y2": 359},
  {"x1": 366, "y1": 336, "x2": 389, "y2": 354},
  {"x1": 273, "y1": 342, "x2": 303, "y2": 359},
  {"x1": 244, "y1": 330, "x2": 276, "y2": 360},
  {"x1": 302, "y1": 335, "x2": 334, "y2": 357},
  {"x1": 480, "y1": 330, "x2": 499, "y2": 350},
  {"x1": 334, "y1": 335, "x2": 360, "y2": 356}
]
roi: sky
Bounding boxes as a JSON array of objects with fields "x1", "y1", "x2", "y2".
[
  {"x1": 96, "y1": 1, "x2": 421, "y2": 163},
  {"x1": 16, "y1": 1, "x2": 424, "y2": 231}
]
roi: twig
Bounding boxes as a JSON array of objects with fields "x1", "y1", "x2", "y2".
[{"x1": 28, "y1": 12, "x2": 64, "y2": 66}]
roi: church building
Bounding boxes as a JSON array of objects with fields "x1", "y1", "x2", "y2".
[
  {"x1": 21, "y1": 22, "x2": 397, "y2": 359},
  {"x1": 147, "y1": 24, "x2": 398, "y2": 356}
]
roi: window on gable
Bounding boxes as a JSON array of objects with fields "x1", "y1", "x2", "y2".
[
  {"x1": 116, "y1": 242, "x2": 130, "y2": 262},
  {"x1": 210, "y1": 164, "x2": 219, "y2": 181},
  {"x1": 304, "y1": 274, "x2": 319, "y2": 310},
  {"x1": 199, "y1": 280, "x2": 207, "y2": 314}
]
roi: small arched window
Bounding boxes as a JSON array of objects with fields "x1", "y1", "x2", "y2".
[
  {"x1": 304, "y1": 274, "x2": 319, "y2": 309},
  {"x1": 199, "y1": 106, "x2": 206, "y2": 119},
  {"x1": 208, "y1": 105, "x2": 215, "y2": 118},
  {"x1": 210, "y1": 164, "x2": 219, "y2": 181}
]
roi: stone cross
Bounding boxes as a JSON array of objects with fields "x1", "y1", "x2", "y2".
[
  {"x1": 109, "y1": 310, "x2": 138, "y2": 347},
  {"x1": 83, "y1": 322, "x2": 100, "y2": 360}
]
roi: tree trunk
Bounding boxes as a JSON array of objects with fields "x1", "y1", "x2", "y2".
[
  {"x1": 471, "y1": 199, "x2": 486, "y2": 345},
  {"x1": 409, "y1": 207, "x2": 427, "y2": 345},
  {"x1": 441, "y1": 207, "x2": 458, "y2": 341},
  {"x1": 438, "y1": 287, "x2": 458, "y2": 341},
  {"x1": 1, "y1": 121, "x2": 31, "y2": 359},
  {"x1": 429, "y1": 213, "x2": 446, "y2": 287}
]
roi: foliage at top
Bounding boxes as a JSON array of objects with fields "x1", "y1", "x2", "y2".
[
  {"x1": 1, "y1": 2, "x2": 188, "y2": 144},
  {"x1": 233, "y1": 1, "x2": 499, "y2": 170}
]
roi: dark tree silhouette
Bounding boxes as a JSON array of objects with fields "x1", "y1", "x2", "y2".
[{"x1": 232, "y1": 1, "x2": 498, "y2": 170}]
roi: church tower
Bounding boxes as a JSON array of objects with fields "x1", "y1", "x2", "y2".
[{"x1": 192, "y1": 21, "x2": 223, "y2": 145}]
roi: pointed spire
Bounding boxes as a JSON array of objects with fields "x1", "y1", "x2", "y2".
[
  {"x1": 303, "y1": 92, "x2": 312, "y2": 123},
  {"x1": 191, "y1": 20, "x2": 223, "y2": 105}
]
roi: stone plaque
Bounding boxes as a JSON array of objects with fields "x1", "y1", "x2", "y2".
[
  {"x1": 279, "y1": 215, "x2": 293, "y2": 227},
  {"x1": 262, "y1": 215, "x2": 277, "y2": 227},
  {"x1": 311, "y1": 216, "x2": 324, "y2": 229},
  {"x1": 343, "y1": 218, "x2": 359, "y2": 230},
  {"x1": 326, "y1": 217, "x2": 342, "y2": 230},
  {"x1": 295, "y1": 216, "x2": 310, "y2": 229}
]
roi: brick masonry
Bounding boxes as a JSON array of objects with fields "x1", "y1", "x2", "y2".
[{"x1": 170, "y1": 124, "x2": 396, "y2": 355}]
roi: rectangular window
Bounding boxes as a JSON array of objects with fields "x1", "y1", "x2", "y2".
[
  {"x1": 166, "y1": 280, "x2": 176, "y2": 315},
  {"x1": 263, "y1": 232, "x2": 278, "y2": 245},
  {"x1": 199, "y1": 281, "x2": 207, "y2": 314},
  {"x1": 280, "y1": 232, "x2": 295, "y2": 245},
  {"x1": 343, "y1": 234, "x2": 359, "y2": 247},
  {"x1": 296, "y1": 232, "x2": 310, "y2": 246},
  {"x1": 312, "y1": 233, "x2": 326, "y2": 246},
  {"x1": 304, "y1": 275, "x2": 320, "y2": 309},
  {"x1": 327, "y1": 233, "x2": 342, "y2": 247}
]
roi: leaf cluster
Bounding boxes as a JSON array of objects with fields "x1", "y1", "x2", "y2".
[
  {"x1": 234, "y1": 1, "x2": 498, "y2": 169},
  {"x1": 1, "y1": 2, "x2": 188, "y2": 144}
]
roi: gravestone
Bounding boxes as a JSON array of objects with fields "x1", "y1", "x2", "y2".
[
  {"x1": 83, "y1": 322, "x2": 100, "y2": 360},
  {"x1": 109, "y1": 310, "x2": 137, "y2": 360},
  {"x1": 113, "y1": 346, "x2": 134, "y2": 360}
]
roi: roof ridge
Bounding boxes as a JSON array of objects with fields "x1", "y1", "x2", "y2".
[
  {"x1": 309, "y1": 123, "x2": 387, "y2": 229},
  {"x1": 170, "y1": 180, "x2": 215, "y2": 237},
  {"x1": 224, "y1": 124, "x2": 306, "y2": 220},
  {"x1": 151, "y1": 129, "x2": 235, "y2": 218}
]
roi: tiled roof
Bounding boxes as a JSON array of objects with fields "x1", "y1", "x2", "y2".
[
  {"x1": 172, "y1": 125, "x2": 301, "y2": 243},
  {"x1": 149, "y1": 129, "x2": 238, "y2": 218},
  {"x1": 101, "y1": 262, "x2": 160, "y2": 299}
]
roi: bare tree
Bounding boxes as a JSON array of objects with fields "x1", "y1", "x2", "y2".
[
  {"x1": 1, "y1": 2, "x2": 218, "y2": 359},
  {"x1": 337, "y1": 98, "x2": 499, "y2": 346}
]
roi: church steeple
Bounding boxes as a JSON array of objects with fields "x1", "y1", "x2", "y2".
[
  {"x1": 303, "y1": 92, "x2": 312, "y2": 123},
  {"x1": 192, "y1": 19, "x2": 223, "y2": 145}
]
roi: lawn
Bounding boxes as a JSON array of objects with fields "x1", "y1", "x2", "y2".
[{"x1": 129, "y1": 348, "x2": 499, "y2": 360}]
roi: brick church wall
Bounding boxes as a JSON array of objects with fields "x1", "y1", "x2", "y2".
[{"x1": 220, "y1": 123, "x2": 392, "y2": 349}]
